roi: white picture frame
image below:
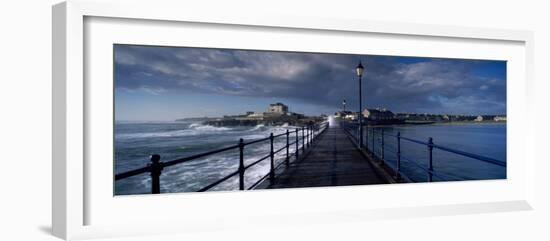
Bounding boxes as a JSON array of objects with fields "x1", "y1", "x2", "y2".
[{"x1": 52, "y1": 0, "x2": 535, "y2": 240}]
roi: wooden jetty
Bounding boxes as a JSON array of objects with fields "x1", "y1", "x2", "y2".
[{"x1": 256, "y1": 123, "x2": 393, "y2": 189}]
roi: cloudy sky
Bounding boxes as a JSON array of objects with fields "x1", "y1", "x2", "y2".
[{"x1": 114, "y1": 44, "x2": 506, "y2": 121}]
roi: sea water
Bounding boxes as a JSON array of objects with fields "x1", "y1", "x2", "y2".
[
  {"x1": 361, "y1": 123, "x2": 506, "y2": 182},
  {"x1": 115, "y1": 121, "x2": 300, "y2": 195}
]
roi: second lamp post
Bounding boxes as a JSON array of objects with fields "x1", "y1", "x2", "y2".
[{"x1": 356, "y1": 61, "x2": 365, "y2": 147}]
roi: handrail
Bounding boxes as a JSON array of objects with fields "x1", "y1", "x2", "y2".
[
  {"x1": 244, "y1": 137, "x2": 270, "y2": 145},
  {"x1": 248, "y1": 123, "x2": 328, "y2": 189},
  {"x1": 399, "y1": 136, "x2": 429, "y2": 146},
  {"x1": 274, "y1": 145, "x2": 287, "y2": 155},
  {"x1": 341, "y1": 120, "x2": 505, "y2": 183},
  {"x1": 431, "y1": 144, "x2": 505, "y2": 167},
  {"x1": 163, "y1": 144, "x2": 240, "y2": 168},
  {"x1": 248, "y1": 172, "x2": 269, "y2": 190},
  {"x1": 244, "y1": 154, "x2": 270, "y2": 170},
  {"x1": 114, "y1": 166, "x2": 152, "y2": 181},
  {"x1": 382, "y1": 143, "x2": 465, "y2": 182},
  {"x1": 115, "y1": 121, "x2": 329, "y2": 194},
  {"x1": 197, "y1": 170, "x2": 240, "y2": 192},
  {"x1": 391, "y1": 134, "x2": 505, "y2": 167},
  {"x1": 114, "y1": 143, "x2": 239, "y2": 180}
]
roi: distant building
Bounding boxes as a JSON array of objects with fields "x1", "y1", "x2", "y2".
[
  {"x1": 203, "y1": 102, "x2": 318, "y2": 126},
  {"x1": 474, "y1": 115, "x2": 484, "y2": 122},
  {"x1": 268, "y1": 103, "x2": 288, "y2": 114},
  {"x1": 494, "y1": 116, "x2": 507, "y2": 121},
  {"x1": 334, "y1": 111, "x2": 358, "y2": 120},
  {"x1": 345, "y1": 113, "x2": 358, "y2": 121},
  {"x1": 289, "y1": 112, "x2": 305, "y2": 119},
  {"x1": 363, "y1": 108, "x2": 395, "y2": 121},
  {"x1": 237, "y1": 103, "x2": 301, "y2": 121},
  {"x1": 235, "y1": 112, "x2": 263, "y2": 121},
  {"x1": 335, "y1": 111, "x2": 353, "y2": 118}
]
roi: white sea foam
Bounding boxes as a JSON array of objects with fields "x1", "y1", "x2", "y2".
[
  {"x1": 249, "y1": 124, "x2": 265, "y2": 131},
  {"x1": 241, "y1": 134, "x2": 267, "y2": 140},
  {"x1": 194, "y1": 124, "x2": 231, "y2": 131},
  {"x1": 116, "y1": 123, "x2": 232, "y2": 139},
  {"x1": 188, "y1": 123, "x2": 202, "y2": 128}
]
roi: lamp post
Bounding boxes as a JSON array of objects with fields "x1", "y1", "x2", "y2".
[
  {"x1": 342, "y1": 99, "x2": 346, "y2": 112},
  {"x1": 356, "y1": 61, "x2": 365, "y2": 148}
]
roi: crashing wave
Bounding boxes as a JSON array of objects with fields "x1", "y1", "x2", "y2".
[
  {"x1": 249, "y1": 124, "x2": 266, "y2": 131},
  {"x1": 116, "y1": 124, "x2": 232, "y2": 139}
]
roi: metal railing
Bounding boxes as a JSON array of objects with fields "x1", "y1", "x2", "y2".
[
  {"x1": 115, "y1": 122, "x2": 329, "y2": 194},
  {"x1": 341, "y1": 121, "x2": 505, "y2": 182}
]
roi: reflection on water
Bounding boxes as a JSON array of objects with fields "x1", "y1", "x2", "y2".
[{"x1": 359, "y1": 123, "x2": 506, "y2": 182}]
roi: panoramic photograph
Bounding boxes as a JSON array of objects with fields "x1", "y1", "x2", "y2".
[{"x1": 113, "y1": 44, "x2": 506, "y2": 195}]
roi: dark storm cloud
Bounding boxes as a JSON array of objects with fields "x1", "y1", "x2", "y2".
[{"x1": 114, "y1": 45, "x2": 506, "y2": 115}]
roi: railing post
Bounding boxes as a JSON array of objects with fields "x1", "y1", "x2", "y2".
[
  {"x1": 296, "y1": 128, "x2": 299, "y2": 159},
  {"x1": 359, "y1": 121, "x2": 363, "y2": 148},
  {"x1": 306, "y1": 125, "x2": 310, "y2": 148},
  {"x1": 270, "y1": 133, "x2": 275, "y2": 182},
  {"x1": 359, "y1": 124, "x2": 362, "y2": 145},
  {"x1": 309, "y1": 125, "x2": 312, "y2": 143},
  {"x1": 371, "y1": 128, "x2": 375, "y2": 156},
  {"x1": 365, "y1": 125, "x2": 368, "y2": 150},
  {"x1": 396, "y1": 132, "x2": 401, "y2": 180},
  {"x1": 149, "y1": 154, "x2": 163, "y2": 194},
  {"x1": 286, "y1": 129, "x2": 290, "y2": 166},
  {"x1": 355, "y1": 126, "x2": 359, "y2": 143},
  {"x1": 381, "y1": 129, "x2": 385, "y2": 163},
  {"x1": 428, "y1": 137, "x2": 434, "y2": 182},
  {"x1": 302, "y1": 126, "x2": 305, "y2": 152},
  {"x1": 309, "y1": 125, "x2": 312, "y2": 144},
  {"x1": 310, "y1": 125, "x2": 313, "y2": 142},
  {"x1": 238, "y1": 138, "x2": 245, "y2": 190}
]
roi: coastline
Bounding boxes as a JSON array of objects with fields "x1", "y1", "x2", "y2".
[
  {"x1": 431, "y1": 121, "x2": 506, "y2": 126},
  {"x1": 364, "y1": 121, "x2": 506, "y2": 128}
]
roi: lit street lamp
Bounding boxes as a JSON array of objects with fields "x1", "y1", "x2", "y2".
[
  {"x1": 342, "y1": 99, "x2": 346, "y2": 112},
  {"x1": 356, "y1": 61, "x2": 365, "y2": 147}
]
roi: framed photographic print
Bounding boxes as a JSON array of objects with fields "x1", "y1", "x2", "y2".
[
  {"x1": 52, "y1": 0, "x2": 535, "y2": 240},
  {"x1": 113, "y1": 44, "x2": 508, "y2": 195}
]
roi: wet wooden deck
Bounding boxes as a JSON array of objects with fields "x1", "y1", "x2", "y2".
[{"x1": 258, "y1": 123, "x2": 390, "y2": 189}]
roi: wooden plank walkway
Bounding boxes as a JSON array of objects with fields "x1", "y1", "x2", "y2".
[{"x1": 261, "y1": 123, "x2": 390, "y2": 189}]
